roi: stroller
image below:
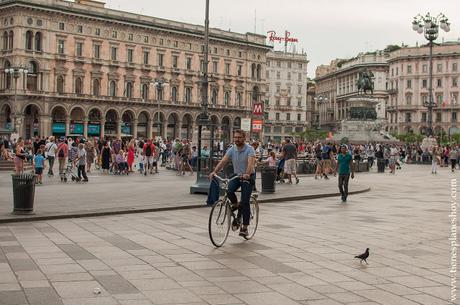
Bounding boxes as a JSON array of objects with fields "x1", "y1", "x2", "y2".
[
  {"x1": 62, "y1": 163, "x2": 81, "y2": 182},
  {"x1": 276, "y1": 158, "x2": 285, "y2": 183}
]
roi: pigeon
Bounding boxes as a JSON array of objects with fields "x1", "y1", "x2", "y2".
[{"x1": 354, "y1": 248, "x2": 370, "y2": 264}]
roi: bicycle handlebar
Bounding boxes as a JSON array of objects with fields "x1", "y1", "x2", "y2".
[{"x1": 212, "y1": 174, "x2": 242, "y2": 184}]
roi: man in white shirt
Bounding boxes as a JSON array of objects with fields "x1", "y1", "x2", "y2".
[{"x1": 44, "y1": 136, "x2": 58, "y2": 176}]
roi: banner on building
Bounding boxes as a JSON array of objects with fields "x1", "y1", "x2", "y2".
[
  {"x1": 241, "y1": 118, "x2": 251, "y2": 132},
  {"x1": 252, "y1": 119, "x2": 263, "y2": 132}
]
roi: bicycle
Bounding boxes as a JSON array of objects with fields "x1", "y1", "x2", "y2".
[{"x1": 208, "y1": 175, "x2": 259, "y2": 247}]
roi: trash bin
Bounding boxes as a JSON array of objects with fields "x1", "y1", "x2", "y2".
[
  {"x1": 377, "y1": 158, "x2": 385, "y2": 173},
  {"x1": 11, "y1": 173, "x2": 36, "y2": 214},
  {"x1": 261, "y1": 166, "x2": 276, "y2": 193}
]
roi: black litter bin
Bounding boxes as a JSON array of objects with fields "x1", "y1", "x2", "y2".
[
  {"x1": 261, "y1": 166, "x2": 276, "y2": 193},
  {"x1": 377, "y1": 158, "x2": 385, "y2": 173},
  {"x1": 12, "y1": 173, "x2": 36, "y2": 214}
]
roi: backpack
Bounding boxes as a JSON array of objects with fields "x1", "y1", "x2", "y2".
[
  {"x1": 145, "y1": 144, "x2": 152, "y2": 157},
  {"x1": 321, "y1": 145, "x2": 330, "y2": 159},
  {"x1": 58, "y1": 145, "x2": 65, "y2": 158}
]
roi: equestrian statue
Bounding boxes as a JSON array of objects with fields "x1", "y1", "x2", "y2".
[{"x1": 357, "y1": 69, "x2": 374, "y2": 95}]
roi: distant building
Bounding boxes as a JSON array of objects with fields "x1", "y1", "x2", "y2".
[
  {"x1": 264, "y1": 50, "x2": 308, "y2": 143},
  {"x1": 387, "y1": 42, "x2": 460, "y2": 136}
]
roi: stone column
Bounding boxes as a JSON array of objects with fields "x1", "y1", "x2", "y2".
[
  {"x1": 83, "y1": 117, "x2": 88, "y2": 139},
  {"x1": 147, "y1": 118, "x2": 153, "y2": 139},
  {"x1": 116, "y1": 119, "x2": 122, "y2": 139},
  {"x1": 100, "y1": 119, "x2": 106, "y2": 139},
  {"x1": 41, "y1": 115, "x2": 51, "y2": 138},
  {"x1": 177, "y1": 120, "x2": 182, "y2": 139},
  {"x1": 132, "y1": 119, "x2": 138, "y2": 139},
  {"x1": 162, "y1": 121, "x2": 167, "y2": 139},
  {"x1": 65, "y1": 116, "x2": 70, "y2": 136}
]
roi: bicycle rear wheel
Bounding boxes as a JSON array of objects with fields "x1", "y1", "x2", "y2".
[
  {"x1": 208, "y1": 199, "x2": 231, "y2": 247},
  {"x1": 244, "y1": 197, "x2": 259, "y2": 240}
]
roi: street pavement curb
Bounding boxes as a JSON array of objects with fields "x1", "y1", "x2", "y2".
[{"x1": 0, "y1": 187, "x2": 370, "y2": 224}]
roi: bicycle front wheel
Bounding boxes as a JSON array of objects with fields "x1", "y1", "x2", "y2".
[
  {"x1": 244, "y1": 197, "x2": 259, "y2": 240},
  {"x1": 208, "y1": 199, "x2": 231, "y2": 247}
]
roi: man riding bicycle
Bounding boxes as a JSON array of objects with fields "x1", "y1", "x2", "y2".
[{"x1": 209, "y1": 129, "x2": 255, "y2": 237}]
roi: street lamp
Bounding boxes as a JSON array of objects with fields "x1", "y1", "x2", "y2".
[
  {"x1": 314, "y1": 95, "x2": 328, "y2": 130},
  {"x1": 153, "y1": 79, "x2": 167, "y2": 139},
  {"x1": 4, "y1": 65, "x2": 28, "y2": 133},
  {"x1": 412, "y1": 13, "x2": 450, "y2": 137},
  {"x1": 190, "y1": 0, "x2": 212, "y2": 194}
]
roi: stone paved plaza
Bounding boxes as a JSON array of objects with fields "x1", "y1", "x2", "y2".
[{"x1": 0, "y1": 165, "x2": 455, "y2": 305}]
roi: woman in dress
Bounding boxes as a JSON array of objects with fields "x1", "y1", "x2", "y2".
[
  {"x1": 85, "y1": 141, "x2": 95, "y2": 173},
  {"x1": 101, "y1": 141, "x2": 111, "y2": 174},
  {"x1": 127, "y1": 139, "x2": 135, "y2": 172},
  {"x1": 14, "y1": 138, "x2": 26, "y2": 174}
]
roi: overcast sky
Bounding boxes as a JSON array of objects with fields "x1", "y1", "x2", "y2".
[{"x1": 103, "y1": 0, "x2": 459, "y2": 77}]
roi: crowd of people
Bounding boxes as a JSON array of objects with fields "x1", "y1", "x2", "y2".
[{"x1": 1, "y1": 134, "x2": 459, "y2": 186}]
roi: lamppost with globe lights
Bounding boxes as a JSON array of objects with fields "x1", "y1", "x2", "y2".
[
  {"x1": 314, "y1": 95, "x2": 328, "y2": 130},
  {"x1": 4, "y1": 65, "x2": 28, "y2": 133},
  {"x1": 412, "y1": 13, "x2": 450, "y2": 137},
  {"x1": 152, "y1": 79, "x2": 168, "y2": 138}
]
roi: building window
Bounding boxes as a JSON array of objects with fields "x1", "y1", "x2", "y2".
[
  {"x1": 211, "y1": 89, "x2": 217, "y2": 105},
  {"x1": 57, "y1": 40, "x2": 65, "y2": 54},
  {"x1": 422, "y1": 113, "x2": 427, "y2": 122},
  {"x1": 422, "y1": 64, "x2": 427, "y2": 73},
  {"x1": 225, "y1": 63, "x2": 230, "y2": 75},
  {"x1": 453, "y1": 63, "x2": 458, "y2": 72},
  {"x1": 437, "y1": 63, "x2": 442, "y2": 72},
  {"x1": 109, "y1": 80, "x2": 116, "y2": 97},
  {"x1": 422, "y1": 79, "x2": 427, "y2": 88},
  {"x1": 75, "y1": 77, "x2": 82, "y2": 94},
  {"x1": 276, "y1": 98, "x2": 280, "y2": 106},
  {"x1": 213, "y1": 47, "x2": 217, "y2": 54},
  {"x1": 200, "y1": 60, "x2": 205, "y2": 72},
  {"x1": 186, "y1": 57, "x2": 192, "y2": 70},
  {"x1": 213, "y1": 61, "x2": 218, "y2": 73},
  {"x1": 92, "y1": 79, "x2": 100, "y2": 96},
  {"x1": 112, "y1": 30, "x2": 117, "y2": 39},
  {"x1": 171, "y1": 86, "x2": 177, "y2": 102},
  {"x1": 158, "y1": 53, "x2": 164, "y2": 67},
  {"x1": 159, "y1": 38, "x2": 163, "y2": 45},
  {"x1": 236, "y1": 65, "x2": 242, "y2": 77},
  {"x1": 173, "y1": 40, "x2": 178, "y2": 47},
  {"x1": 59, "y1": 22, "x2": 64, "y2": 31},
  {"x1": 297, "y1": 98, "x2": 302, "y2": 107},
  {"x1": 128, "y1": 33, "x2": 133, "y2": 41},
  {"x1": 76, "y1": 42, "x2": 83, "y2": 57},
  {"x1": 141, "y1": 83, "x2": 149, "y2": 101},
  {"x1": 453, "y1": 112, "x2": 457, "y2": 122},
  {"x1": 56, "y1": 76, "x2": 64, "y2": 94},
  {"x1": 111, "y1": 47, "x2": 117, "y2": 61},
  {"x1": 185, "y1": 87, "x2": 192, "y2": 103},
  {"x1": 277, "y1": 61, "x2": 281, "y2": 68},
  {"x1": 127, "y1": 49, "x2": 133, "y2": 63},
  {"x1": 224, "y1": 91, "x2": 230, "y2": 106},
  {"x1": 436, "y1": 112, "x2": 442, "y2": 122},
  {"x1": 77, "y1": 25, "x2": 83, "y2": 33},
  {"x1": 172, "y1": 56, "x2": 178, "y2": 68},
  {"x1": 276, "y1": 71, "x2": 280, "y2": 79},
  {"x1": 437, "y1": 94, "x2": 443, "y2": 106},
  {"x1": 406, "y1": 79, "x2": 412, "y2": 89},
  {"x1": 437, "y1": 79, "x2": 442, "y2": 87},
  {"x1": 34, "y1": 32, "x2": 42, "y2": 51},
  {"x1": 287, "y1": 97, "x2": 291, "y2": 106},
  {"x1": 298, "y1": 63, "x2": 302, "y2": 69},
  {"x1": 297, "y1": 86, "x2": 302, "y2": 94},
  {"x1": 143, "y1": 51, "x2": 149, "y2": 65},
  {"x1": 226, "y1": 49, "x2": 230, "y2": 56},
  {"x1": 407, "y1": 65, "x2": 412, "y2": 74},
  {"x1": 286, "y1": 113, "x2": 290, "y2": 121},
  {"x1": 94, "y1": 45, "x2": 101, "y2": 59},
  {"x1": 25, "y1": 30, "x2": 33, "y2": 50},
  {"x1": 287, "y1": 86, "x2": 291, "y2": 94},
  {"x1": 276, "y1": 86, "x2": 280, "y2": 93},
  {"x1": 297, "y1": 113, "x2": 301, "y2": 121},
  {"x1": 453, "y1": 77, "x2": 458, "y2": 87},
  {"x1": 238, "y1": 51, "x2": 242, "y2": 58},
  {"x1": 237, "y1": 92, "x2": 242, "y2": 106},
  {"x1": 2, "y1": 31, "x2": 7, "y2": 50},
  {"x1": 156, "y1": 86, "x2": 163, "y2": 100},
  {"x1": 125, "y1": 82, "x2": 133, "y2": 98},
  {"x1": 287, "y1": 62, "x2": 291, "y2": 69},
  {"x1": 298, "y1": 73, "x2": 302, "y2": 81},
  {"x1": 405, "y1": 113, "x2": 411, "y2": 123},
  {"x1": 95, "y1": 28, "x2": 100, "y2": 36},
  {"x1": 276, "y1": 113, "x2": 280, "y2": 120},
  {"x1": 144, "y1": 36, "x2": 149, "y2": 43},
  {"x1": 287, "y1": 72, "x2": 291, "y2": 80},
  {"x1": 406, "y1": 94, "x2": 412, "y2": 105}
]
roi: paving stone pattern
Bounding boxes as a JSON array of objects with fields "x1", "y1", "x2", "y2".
[{"x1": 0, "y1": 165, "x2": 454, "y2": 304}]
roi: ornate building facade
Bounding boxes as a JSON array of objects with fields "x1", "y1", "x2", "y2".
[
  {"x1": 387, "y1": 42, "x2": 460, "y2": 136},
  {"x1": 0, "y1": 0, "x2": 270, "y2": 141},
  {"x1": 314, "y1": 54, "x2": 388, "y2": 131},
  {"x1": 264, "y1": 50, "x2": 308, "y2": 143}
]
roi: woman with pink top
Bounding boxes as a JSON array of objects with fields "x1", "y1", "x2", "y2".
[{"x1": 267, "y1": 151, "x2": 277, "y2": 167}]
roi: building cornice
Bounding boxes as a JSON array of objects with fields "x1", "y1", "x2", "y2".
[{"x1": 315, "y1": 62, "x2": 388, "y2": 82}]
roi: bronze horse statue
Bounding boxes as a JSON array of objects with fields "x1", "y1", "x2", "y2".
[{"x1": 357, "y1": 70, "x2": 374, "y2": 95}]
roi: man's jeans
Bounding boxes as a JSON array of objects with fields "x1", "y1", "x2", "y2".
[
  {"x1": 338, "y1": 174, "x2": 350, "y2": 200},
  {"x1": 227, "y1": 174, "x2": 255, "y2": 226},
  {"x1": 47, "y1": 156, "x2": 55, "y2": 175}
]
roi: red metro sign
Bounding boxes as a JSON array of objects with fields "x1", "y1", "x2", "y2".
[{"x1": 267, "y1": 30, "x2": 299, "y2": 43}]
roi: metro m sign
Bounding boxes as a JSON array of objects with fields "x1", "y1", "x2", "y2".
[{"x1": 253, "y1": 103, "x2": 264, "y2": 116}]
